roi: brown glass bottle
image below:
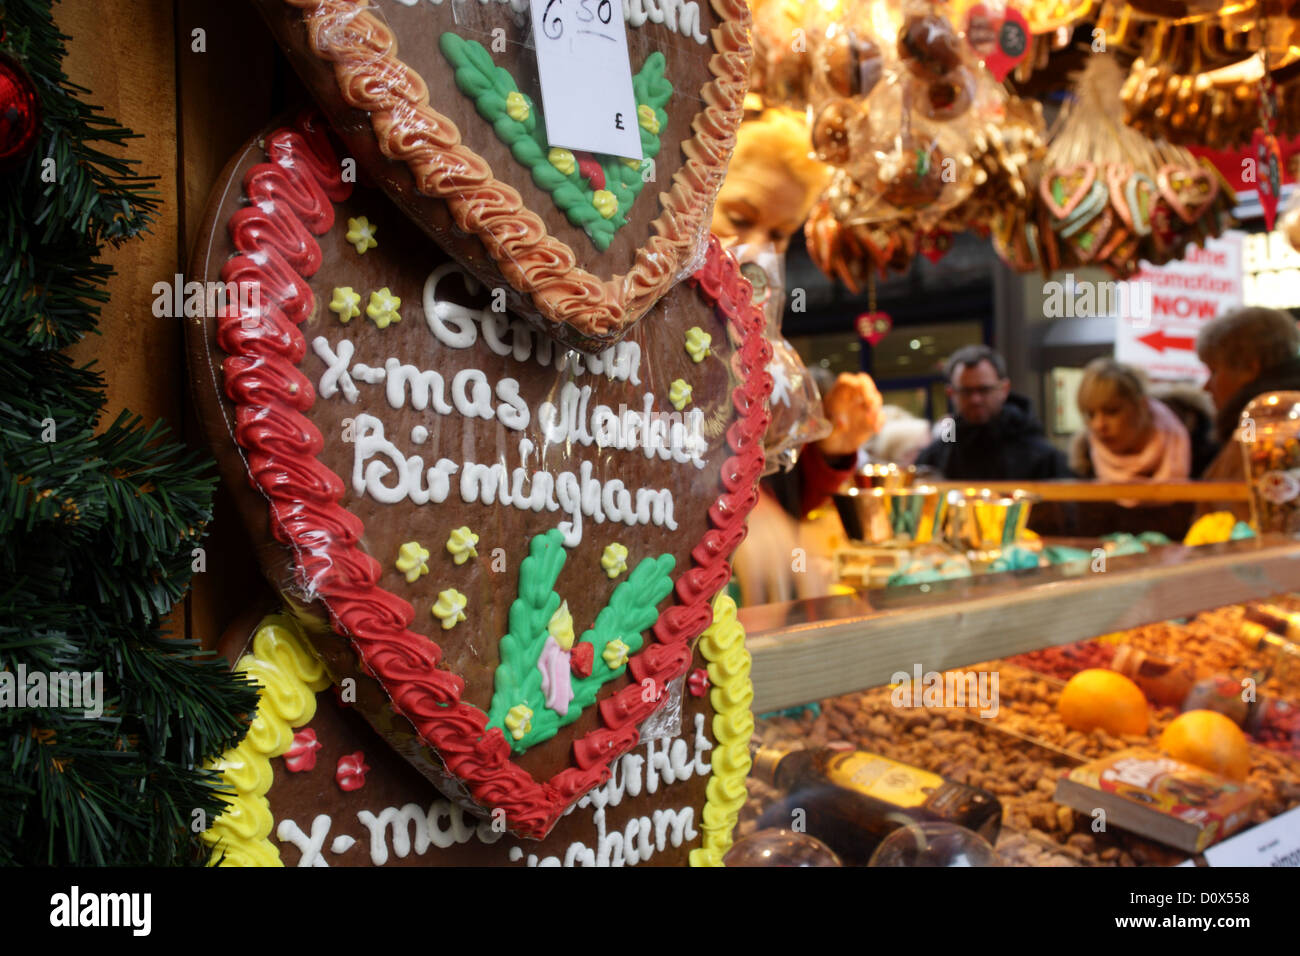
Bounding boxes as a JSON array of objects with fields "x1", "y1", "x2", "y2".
[
  {"x1": 1238, "y1": 618, "x2": 1300, "y2": 686},
  {"x1": 751, "y1": 744, "x2": 1002, "y2": 865},
  {"x1": 1244, "y1": 605, "x2": 1300, "y2": 643}
]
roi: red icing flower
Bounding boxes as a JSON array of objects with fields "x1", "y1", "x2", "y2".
[
  {"x1": 575, "y1": 152, "x2": 606, "y2": 191},
  {"x1": 284, "y1": 728, "x2": 322, "y2": 773},
  {"x1": 688, "y1": 668, "x2": 710, "y2": 697},
  {"x1": 570, "y1": 642, "x2": 594, "y2": 678},
  {"x1": 335, "y1": 751, "x2": 370, "y2": 792}
]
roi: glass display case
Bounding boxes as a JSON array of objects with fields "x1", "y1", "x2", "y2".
[{"x1": 736, "y1": 527, "x2": 1300, "y2": 867}]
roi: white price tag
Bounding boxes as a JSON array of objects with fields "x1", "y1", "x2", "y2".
[
  {"x1": 529, "y1": 0, "x2": 643, "y2": 160},
  {"x1": 1203, "y1": 805, "x2": 1300, "y2": 867}
]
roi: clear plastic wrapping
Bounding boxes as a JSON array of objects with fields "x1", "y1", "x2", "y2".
[
  {"x1": 251, "y1": 0, "x2": 753, "y2": 351},
  {"x1": 186, "y1": 110, "x2": 771, "y2": 841}
]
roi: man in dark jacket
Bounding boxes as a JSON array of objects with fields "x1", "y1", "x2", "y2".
[
  {"x1": 914, "y1": 345, "x2": 1073, "y2": 481},
  {"x1": 1196, "y1": 307, "x2": 1300, "y2": 517}
]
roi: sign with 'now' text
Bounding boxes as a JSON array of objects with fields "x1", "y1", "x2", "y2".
[{"x1": 1115, "y1": 232, "x2": 1244, "y2": 382}]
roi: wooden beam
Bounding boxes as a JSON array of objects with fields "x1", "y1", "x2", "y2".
[{"x1": 742, "y1": 535, "x2": 1300, "y2": 713}]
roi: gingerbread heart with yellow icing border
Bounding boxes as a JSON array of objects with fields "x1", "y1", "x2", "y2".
[
  {"x1": 186, "y1": 115, "x2": 769, "y2": 841},
  {"x1": 203, "y1": 595, "x2": 751, "y2": 866},
  {"x1": 252, "y1": 0, "x2": 752, "y2": 350}
]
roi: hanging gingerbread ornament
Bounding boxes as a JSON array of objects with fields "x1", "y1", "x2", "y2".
[
  {"x1": 1254, "y1": 72, "x2": 1283, "y2": 231},
  {"x1": 0, "y1": 51, "x2": 40, "y2": 168}
]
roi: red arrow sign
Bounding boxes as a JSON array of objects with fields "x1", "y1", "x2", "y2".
[{"x1": 1137, "y1": 329, "x2": 1197, "y2": 353}]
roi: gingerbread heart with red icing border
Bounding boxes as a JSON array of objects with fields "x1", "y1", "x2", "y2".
[
  {"x1": 251, "y1": 0, "x2": 752, "y2": 351},
  {"x1": 185, "y1": 115, "x2": 771, "y2": 840}
]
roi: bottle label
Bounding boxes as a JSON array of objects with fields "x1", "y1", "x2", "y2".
[{"x1": 826, "y1": 752, "x2": 944, "y2": 809}]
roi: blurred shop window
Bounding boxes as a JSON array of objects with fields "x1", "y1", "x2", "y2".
[
  {"x1": 786, "y1": 332, "x2": 861, "y2": 377},
  {"x1": 789, "y1": 321, "x2": 986, "y2": 423},
  {"x1": 1242, "y1": 228, "x2": 1300, "y2": 310},
  {"x1": 870, "y1": 322, "x2": 983, "y2": 381},
  {"x1": 878, "y1": 387, "x2": 928, "y2": 419}
]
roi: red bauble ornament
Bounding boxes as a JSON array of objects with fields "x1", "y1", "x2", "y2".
[{"x1": 0, "y1": 52, "x2": 41, "y2": 167}]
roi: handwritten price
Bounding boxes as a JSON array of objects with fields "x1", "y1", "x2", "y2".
[{"x1": 541, "y1": 0, "x2": 615, "y2": 41}]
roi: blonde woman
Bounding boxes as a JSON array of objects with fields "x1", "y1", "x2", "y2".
[
  {"x1": 710, "y1": 106, "x2": 831, "y2": 255},
  {"x1": 1070, "y1": 358, "x2": 1191, "y2": 482}
]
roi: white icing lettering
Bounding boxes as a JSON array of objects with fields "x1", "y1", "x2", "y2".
[
  {"x1": 324, "y1": 719, "x2": 711, "y2": 867},
  {"x1": 385, "y1": 358, "x2": 453, "y2": 414},
  {"x1": 693, "y1": 711, "x2": 712, "y2": 776},
  {"x1": 312, "y1": 336, "x2": 359, "y2": 403},
  {"x1": 479, "y1": 312, "x2": 514, "y2": 358},
  {"x1": 424, "y1": 263, "x2": 480, "y2": 348},
  {"x1": 405, "y1": 0, "x2": 706, "y2": 43},
  {"x1": 357, "y1": 803, "x2": 433, "y2": 865},
  {"x1": 352, "y1": 414, "x2": 411, "y2": 504},
  {"x1": 495, "y1": 377, "x2": 530, "y2": 430},
  {"x1": 451, "y1": 368, "x2": 495, "y2": 420},
  {"x1": 276, "y1": 814, "x2": 332, "y2": 867}
]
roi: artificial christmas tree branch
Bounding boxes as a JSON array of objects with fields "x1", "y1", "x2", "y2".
[{"x1": 0, "y1": 0, "x2": 257, "y2": 866}]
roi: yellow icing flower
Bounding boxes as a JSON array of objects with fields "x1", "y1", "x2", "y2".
[
  {"x1": 603, "y1": 638, "x2": 630, "y2": 670},
  {"x1": 446, "y1": 526, "x2": 479, "y2": 565},
  {"x1": 637, "y1": 104, "x2": 660, "y2": 135},
  {"x1": 431, "y1": 589, "x2": 467, "y2": 630},
  {"x1": 366, "y1": 287, "x2": 401, "y2": 329},
  {"x1": 329, "y1": 286, "x2": 361, "y2": 323},
  {"x1": 548, "y1": 147, "x2": 576, "y2": 176},
  {"x1": 505, "y1": 704, "x2": 533, "y2": 741},
  {"x1": 685, "y1": 326, "x2": 712, "y2": 363},
  {"x1": 622, "y1": 157, "x2": 641, "y2": 169},
  {"x1": 345, "y1": 216, "x2": 378, "y2": 254},
  {"x1": 592, "y1": 189, "x2": 618, "y2": 219},
  {"x1": 505, "y1": 91, "x2": 530, "y2": 123},
  {"x1": 395, "y1": 541, "x2": 430, "y2": 583},
  {"x1": 669, "y1": 378, "x2": 693, "y2": 411},
  {"x1": 548, "y1": 600, "x2": 575, "y2": 652},
  {"x1": 601, "y1": 542, "x2": 629, "y2": 579}
]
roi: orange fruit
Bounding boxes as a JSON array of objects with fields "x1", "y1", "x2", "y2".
[
  {"x1": 1159, "y1": 710, "x2": 1252, "y2": 782},
  {"x1": 1057, "y1": 669, "x2": 1149, "y2": 736}
]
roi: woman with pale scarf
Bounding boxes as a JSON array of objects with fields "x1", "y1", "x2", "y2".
[{"x1": 1069, "y1": 359, "x2": 1191, "y2": 486}]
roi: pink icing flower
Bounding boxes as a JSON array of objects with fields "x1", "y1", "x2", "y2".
[
  {"x1": 335, "y1": 751, "x2": 370, "y2": 792},
  {"x1": 688, "y1": 668, "x2": 711, "y2": 697},
  {"x1": 285, "y1": 728, "x2": 322, "y2": 773}
]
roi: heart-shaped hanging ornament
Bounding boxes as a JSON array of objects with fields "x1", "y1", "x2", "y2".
[
  {"x1": 253, "y1": 0, "x2": 752, "y2": 350},
  {"x1": 1108, "y1": 165, "x2": 1156, "y2": 238},
  {"x1": 981, "y1": 5, "x2": 1030, "y2": 82},
  {"x1": 1157, "y1": 162, "x2": 1219, "y2": 224},
  {"x1": 918, "y1": 229, "x2": 952, "y2": 263},
  {"x1": 855, "y1": 310, "x2": 892, "y2": 346},
  {"x1": 186, "y1": 116, "x2": 770, "y2": 840},
  {"x1": 1252, "y1": 127, "x2": 1283, "y2": 231},
  {"x1": 1065, "y1": 206, "x2": 1116, "y2": 264},
  {"x1": 1040, "y1": 162, "x2": 1097, "y2": 221}
]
